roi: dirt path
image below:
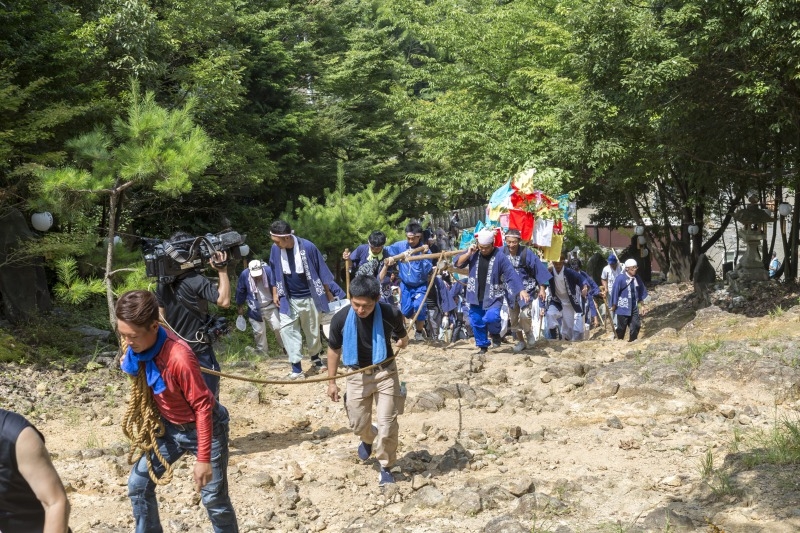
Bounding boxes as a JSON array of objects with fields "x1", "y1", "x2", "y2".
[{"x1": 9, "y1": 283, "x2": 800, "y2": 532}]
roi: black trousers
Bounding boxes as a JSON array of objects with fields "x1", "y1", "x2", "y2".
[
  {"x1": 615, "y1": 307, "x2": 641, "y2": 341},
  {"x1": 425, "y1": 305, "x2": 443, "y2": 338}
]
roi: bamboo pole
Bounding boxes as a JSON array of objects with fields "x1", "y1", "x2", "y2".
[
  {"x1": 392, "y1": 249, "x2": 463, "y2": 263},
  {"x1": 344, "y1": 248, "x2": 351, "y2": 299}
]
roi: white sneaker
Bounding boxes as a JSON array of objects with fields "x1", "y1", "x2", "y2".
[
  {"x1": 286, "y1": 371, "x2": 305, "y2": 380},
  {"x1": 526, "y1": 337, "x2": 537, "y2": 349},
  {"x1": 414, "y1": 331, "x2": 425, "y2": 341},
  {"x1": 512, "y1": 340, "x2": 527, "y2": 353}
]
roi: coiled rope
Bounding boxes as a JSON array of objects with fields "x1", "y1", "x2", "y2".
[{"x1": 121, "y1": 361, "x2": 174, "y2": 485}]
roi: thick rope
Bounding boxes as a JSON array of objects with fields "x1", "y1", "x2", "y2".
[
  {"x1": 121, "y1": 362, "x2": 174, "y2": 485},
  {"x1": 199, "y1": 354, "x2": 398, "y2": 384}
]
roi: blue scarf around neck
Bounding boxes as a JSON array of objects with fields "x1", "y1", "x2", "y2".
[
  {"x1": 120, "y1": 326, "x2": 168, "y2": 394},
  {"x1": 342, "y1": 304, "x2": 386, "y2": 367}
]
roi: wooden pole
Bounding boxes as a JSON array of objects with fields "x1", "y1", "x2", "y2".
[
  {"x1": 396, "y1": 249, "x2": 463, "y2": 263},
  {"x1": 344, "y1": 248, "x2": 351, "y2": 299},
  {"x1": 384, "y1": 245, "x2": 428, "y2": 264}
]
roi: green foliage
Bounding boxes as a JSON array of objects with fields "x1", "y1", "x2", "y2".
[
  {"x1": 0, "y1": 329, "x2": 29, "y2": 363},
  {"x1": 0, "y1": 230, "x2": 97, "y2": 269},
  {"x1": 113, "y1": 263, "x2": 154, "y2": 295},
  {"x1": 698, "y1": 450, "x2": 714, "y2": 479},
  {"x1": 769, "y1": 305, "x2": 785, "y2": 318},
  {"x1": 282, "y1": 176, "x2": 405, "y2": 270},
  {"x1": 11, "y1": 316, "x2": 91, "y2": 364},
  {"x1": 6, "y1": 0, "x2": 800, "y2": 301},
  {"x1": 0, "y1": 0, "x2": 103, "y2": 211},
  {"x1": 33, "y1": 82, "x2": 214, "y2": 328},
  {"x1": 53, "y1": 257, "x2": 106, "y2": 305},
  {"x1": 739, "y1": 417, "x2": 800, "y2": 469},
  {"x1": 35, "y1": 85, "x2": 213, "y2": 220},
  {"x1": 704, "y1": 468, "x2": 741, "y2": 500},
  {"x1": 676, "y1": 340, "x2": 721, "y2": 370},
  {"x1": 383, "y1": 0, "x2": 578, "y2": 200},
  {"x1": 562, "y1": 222, "x2": 601, "y2": 260}
]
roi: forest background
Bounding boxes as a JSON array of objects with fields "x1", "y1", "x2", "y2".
[{"x1": 3, "y1": 0, "x2": 800, "y2": 327}]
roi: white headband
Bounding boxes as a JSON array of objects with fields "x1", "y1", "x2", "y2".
[{"x1": 476, "y1": 229, "x2": 495, "y2": 245}]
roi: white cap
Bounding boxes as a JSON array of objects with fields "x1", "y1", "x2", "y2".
[
  {"x1": 624, "y1": 259, "x2": 638, "y2": 268},
  {"x1": 248, "y1": 259, "x2": 263, "y2": 276},
  {"x1": 476, "y1": 229, "x2": 495, "y2": 245}
]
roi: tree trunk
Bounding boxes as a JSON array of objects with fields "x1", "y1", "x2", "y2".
[
  {"x1": 769, "y1": 184, "x2": 781, "y2": 262},
  {"x1": 699, "y1": 192, "x2": 743, "y2": 255},
  {"x1": 624, "y1": 191, "x2": 667, "y2": 272},
  {"x1": 105, "y1": 190, "x2": 119, "y2": 334},
  {"x1": 789, "y1": 177, "x2": 800, "y2": 281}
]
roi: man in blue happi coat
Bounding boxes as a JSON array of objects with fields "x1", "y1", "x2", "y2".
[
  {"x1": 502, "y1": 229, "x2": 552, "y2": 352},
  {"x1": 343, "y1": 230, "x2": 393, "y2": 303},
  {"x1": 609, "y1": 258, "x2": 648, "y2": 341},
  {"x1": 569, "y1": 257, "x2": 601, "y2": 330},
  {"x1": 235, "y1": 259, "x2": 285, "y2": 356},
  {"x1": 384, "y1": 222, "x2": 432, "y2": 341},
  {"x1": 546, "y1": 252, "x2": 590, "y2": 341},
  {"x1": 269, "y1": 220, "x2": 338, "y2": 379},
  {"x1": 455, "y1": 228, "x2": 529, "y2": 354}
]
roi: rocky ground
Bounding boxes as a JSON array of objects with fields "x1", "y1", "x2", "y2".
[{"x1": 4, "y1": 282, "x2": 800, "y2": 532}]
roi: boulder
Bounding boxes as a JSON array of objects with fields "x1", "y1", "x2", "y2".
[
  {"x1": 484, "y1": 515, "x2": 528, "y2": 533},
  {"x1": 641, "y1": 507, "x2": 695, "y2": 532}
]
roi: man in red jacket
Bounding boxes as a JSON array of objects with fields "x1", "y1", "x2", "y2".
[{"x1": 117, "y1": 290, "x2": 238, "y2": 533}]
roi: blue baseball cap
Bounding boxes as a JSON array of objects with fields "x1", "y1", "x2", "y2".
[{"x1": 608, "y1": 254, "x2": 618, "y2": 263}]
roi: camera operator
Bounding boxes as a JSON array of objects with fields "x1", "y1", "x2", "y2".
[{"x1": 156, "y1": 232, "x2": 231, "y2": 398}]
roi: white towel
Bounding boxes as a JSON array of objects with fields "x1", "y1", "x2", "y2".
[{"x1": 280, "y1": 236, "x2": 304, "y2": 275}]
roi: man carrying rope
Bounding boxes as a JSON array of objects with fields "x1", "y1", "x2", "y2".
[
  {"x1": 117, "y1": 290, "x2": 239, "y2": 533},
  {"x1": 325, "y1": 275, "x2": 409, "y2": 486}
]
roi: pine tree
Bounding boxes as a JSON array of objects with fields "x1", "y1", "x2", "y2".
[{"x1": 34, "y1": 82, "x2": 213, "y2": 330}]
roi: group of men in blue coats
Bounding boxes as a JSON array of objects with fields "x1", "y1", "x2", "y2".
[
  {"x1": 234, "y1": 218, "x2": 650, "y2": 379},
  {"x1": 343, "y1": 223, "x2": 649, "y2": 352}
]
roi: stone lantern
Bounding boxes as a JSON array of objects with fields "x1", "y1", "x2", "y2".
[{"x1": 732, "y1": 195, "x2": 772, "y2": 281}]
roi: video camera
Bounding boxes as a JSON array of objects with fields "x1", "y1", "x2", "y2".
[
  {"x1": 202, "y1": 315, "x2": 231, "y2": 344},
  {"x1": 142, "y1": 230, "x2": 247, "y2": 283}
]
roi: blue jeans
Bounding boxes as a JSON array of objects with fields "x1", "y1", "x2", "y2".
[
  {"x1": 195, "y1": 346, "x2": 220, "y2": 399},
  {"x1": 468, "y1": 304, "x2": 502, "y2": 348},
  {"x1": 128, "y1": 405, "x2": 238, "y2": 533}
]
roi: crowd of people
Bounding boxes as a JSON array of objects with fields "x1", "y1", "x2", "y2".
[
  {"x1": 334, "y1": 221, "x2": 648, "y2": 354},
  {"x1": 2, "y1": 217, "x2": 651, "y2": 533}
]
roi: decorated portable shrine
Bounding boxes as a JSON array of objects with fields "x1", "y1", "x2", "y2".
[{"x1": 457, "y1": 168, "x2": 571, "y2": 261}]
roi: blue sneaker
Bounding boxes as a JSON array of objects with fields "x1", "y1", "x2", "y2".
[
  {"x1": 358, "y1": 441, "x2": 372, "y2": 461},
  {"x1": 378, "y1": 468, "x2": 395, "y2": 486}
]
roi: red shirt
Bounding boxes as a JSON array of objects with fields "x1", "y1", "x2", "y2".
[{"x1": 151, "y1": 332, "x2": 216, "y2": 462}]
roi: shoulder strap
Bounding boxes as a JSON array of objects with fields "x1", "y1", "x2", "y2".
[{"x1": 170, "y1": 278, "x2": 208, "y2": 324}]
